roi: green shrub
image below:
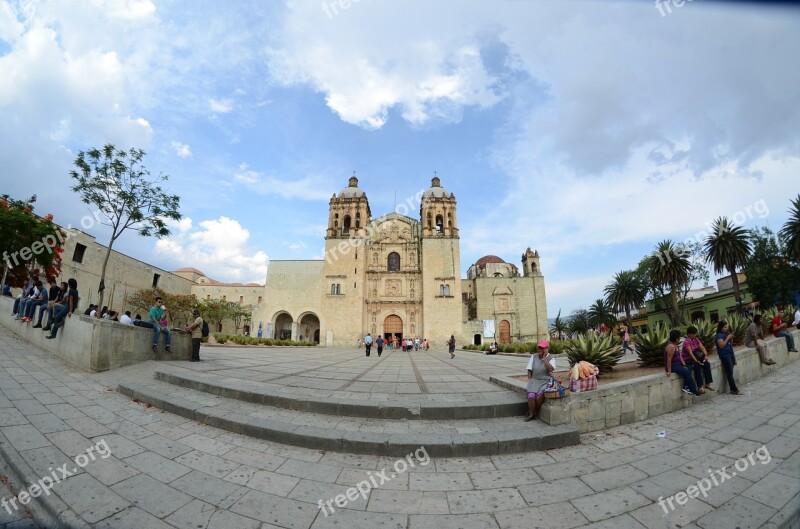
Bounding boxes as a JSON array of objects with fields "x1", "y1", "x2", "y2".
[
  {"x1": 633, "y1": 323, "x2": 669, "y2": 368},
  {"x1": 213, "y1": 333, "x2": 229, "y2": 344},
  {"x1": 725, "y1": 314, "x2": 749, "y2": 346},
  {"x1": 564, "y1": 333, "x2": 624, "y2": 374}
]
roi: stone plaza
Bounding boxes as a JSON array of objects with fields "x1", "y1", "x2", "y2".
[{"x1": 1, "y1": 323, "x2": 799, "y2": 528}]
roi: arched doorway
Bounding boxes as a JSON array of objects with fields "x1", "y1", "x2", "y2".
[
  {"x1": 498, "y1": 320, "x2": 511, "y2": 343},
  {"x1": 473, "y1": 334, "x2": 482, "y2": 345},
  {"x1": 298, "y1": 313, "x2": 321, "y2": 343},
  {"x1": 384, "y1": 314, "x2": 403, "y2": 344},
  {"x1": 274, "y1": 312, "x2": 293, "y2": 340}
]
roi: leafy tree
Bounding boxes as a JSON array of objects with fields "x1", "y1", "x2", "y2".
[
  {"x1": 744, "y1": 227, "x2": 800, "y2": 307},
  {"x1": 231, "y1": 303, "x2": 253, "y2": 334},
  {"x1": 704, "y1": 217, "x2": 752, "y2": 310},
  {"x1": 199, "y1": 298, "x2": 234, "y2": 333},
  {"x1": 549, "y1": 309, "x2": 567, "y2": 340},
  {"x1": 643, "y1": 239, "x2": 693, "y2": 327},
  {"x1": 781, "y1": 194, "x2": 800, "y2": 263},
  {"x1": 126, "y1": 287, "x2": 197, "y2": 327},
  {"x1": 604, "y1": 270, "x2": 646, "y2": 329},
  {"x1": 0, "y1": 195, "x2": 66, "y2": 287},
  {"x1": 587, "y1": 298, "x2": 615, "y2": 329},
  {"x1": 567, "y1": 308, "x2": 590, "y2": 337},
  {"x1": 70, "y1": 144, "x2": 181, "y2": 311}
]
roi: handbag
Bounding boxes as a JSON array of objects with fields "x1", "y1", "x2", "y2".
[{"x1": 694, "y1": 348, "x2": 706, "y2": 363}]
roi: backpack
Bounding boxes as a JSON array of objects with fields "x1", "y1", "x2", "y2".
[{"x1": 201, "y1": 319, "x2": 210, "y2": 338}]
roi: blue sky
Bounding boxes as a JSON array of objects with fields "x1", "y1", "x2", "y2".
[{"x1": 1, "y1": 0, "x2": 798, "y2": 317}]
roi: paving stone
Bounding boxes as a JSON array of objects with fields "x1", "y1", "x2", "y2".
[
  {"x1": 55, "y1": 473, "x2": 130, "y2": 524},
  {"x1": 490, "y1": 451, "x2": 556, "y2": 469},
  {"x1": 170, "y1": 469, "x2": 244, "y2": 506},
  {"x1": 468, "y1": 468, "x2": 542, "y2": 489},
  {"x1": 45, "y1": 429, "x2": 93, "y2": 457},
  {"x1": 94, "y1": 506, "x2": 174, "y2": 529},
  {"x1": 580, "y1": 464, "x2": 649, "y2": 493},
  {"x1": 65, "y1": 416, "x2": 112, "y2": 438},
  {"x1": 289, "y1": 477, "x2": 370, "y2": 511},
  {"x1": 26, "y1": 412, "x2": 69, "y2": 434},
  {"x1": 367, "y1": 489, "x2": 424, "y2": 513},
  {"x1": 631, "y1": 496, "x2": 714, "y2": 529},
  {"x1": 631, "y1": 468, "x2": 702, "y2": 502},
  {"x1": 534, "y1": 458, "x2": 600, "y2": 480},
  {"x1": 581, "y1": 513, "x2": 648, "y2": 529},
  {"x1": 245, "y1": 469, "x2": 301, "y2": 496},
  {"x1": 447, "y1": 488, "x2": 527, "y2": 514},
  {"x1": 518, "y1": 477, "x2": 594, "y2": 506},
  {"x1": 137, "y1": 433, "x2": 193, "y2": 459},
  {"x1": 630, "y1": 452, "x2": 690, "y2": 477},
  {"x1": 409, "y1": 514, "x2": 498, "y2": 529},
  {"x1": 2, "y1": 424, "x2": 51, "y2": 451},
  {"x1": 45, "y1": 403, "x2": 85, "y2": 420},
  {"x1": 229, "y1": 489, "x2": 318, "y2": 529},
  {"x1": 18, "y1": 445, "x2": 85, "y2": 479},
  {"x1": 207, "y1": 509, "x2": 262, "y2": 529},
  {"x1": 175, "y1": 449, "x2": 241, "y2": 478},
  {"x1": 409, "y1": 471, "x2": 473, "y2": 491},
  {"x1": 13, "y1": 399, "x2": 50, "y2": 416},
  {"x1": 111, "y1": 473, "x2": 192, "y2": 518},
  {"x1": 163, "y1": 498, "x2": 216, "y2": 529},
  {"x1": 537, "y1": 501, "x2": 590, "y2": 528},
  {"x1": 276, "y1": 458, "x2": 342, "y2": 483},
  {"x1": 179, "y1": 432, "x2": 234, "y2": 456},
  {"x1": 696, "y1": 495, "x2": 776, "y2": 529},
  {"x1": 571, "y1": 486, "x2": 651, "y2": 522},
  {"x1": 83, "y1": 454, "x2": 140, "y2": 485},
  {"x1": 223, "y1": 446, "x2": 286, "y2": 470},
  {"x1": 740, "y1": 471, "x2": 800, "y2": 510},
  {"x1": 124, "y1": 451, "x2": 192, "y2": 483}
]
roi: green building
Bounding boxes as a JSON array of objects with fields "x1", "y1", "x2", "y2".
[{"x1": 646, "y1": 274, "x2": 754, "y2": 327}]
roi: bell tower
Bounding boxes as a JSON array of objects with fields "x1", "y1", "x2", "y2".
[
  {"x1": 327, "y1": 176, "x2": 371, "y2": 239},
  {"x1": 419, "y1": 176, "x2": 462, "y2": 342},
  {"x1": 522, "y1": 247, "x2": 542, "y2": 277}
]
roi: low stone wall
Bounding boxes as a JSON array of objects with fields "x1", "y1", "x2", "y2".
[
  {"x1": 491, "y1": 329, "x2": 800, "y2": 433},
  {"x1": 1, "y1": 296, "x2": 191, "y2": 371}
]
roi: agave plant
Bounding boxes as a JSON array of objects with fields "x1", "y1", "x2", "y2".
[
  {"x1": 724, "y1": 314, "x2": 749, "y2": 346},
  {"x1": 760, "y1": 307, "x2": 778, "y2": 335},
  {"x1": 692, "y1": 319, "x2": 717, "y2": 355},
  {"x1": 564, "y1": 333, "x2": 624, "y2": 374},
  {"x1": 633, "y1": 322, "x2": 670, "y2": 367}
]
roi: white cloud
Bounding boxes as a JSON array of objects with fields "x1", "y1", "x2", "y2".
[
  {"x1": 154, "y1": 216, "x2": 268, "y2": 284},
  {"x1": 210, "y1": 98, "x2": 233, "y2": 113},
  {"x1": 171, "y1": 141, "x2": 192, "y2": 158},
  {"x1": 232, "y1": 163, "x2": 334, "y2": 201}
]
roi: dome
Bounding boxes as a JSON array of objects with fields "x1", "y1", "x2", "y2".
[
  {"x1": 339, "y1": 176, "x2": 365, "y2": 198},
  {"x1": 475, "y1": 255, "x2": 506, "y2": 268},
  {"x1": 423, "y1": 176, "x2": 451, "y2": 198}
]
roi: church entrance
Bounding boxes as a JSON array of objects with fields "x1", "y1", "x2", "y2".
[
  {"x1": 383, "y1": 314, "x2": 403, "y2": 345},
  {"x1": 499, "y1": 319, "x2": 511, "y2": 343}
]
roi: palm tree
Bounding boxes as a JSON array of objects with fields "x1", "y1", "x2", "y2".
[
  {"x1": 549, "y1": 309, "x2": 567, "y2": 340},
  {"x1": 567, "y1": 308, "x2": 590, "y2": 337},
  {"x1": 780, "y1": 194, "x2": 800, "y2": 263},
  {"x1": 604, "y1": 270, "x2": 646, "y2": 328},
  {"x1": 704, "y1": 217, "x2": 752, "y2": 310},
  {"x1": 587, "y1": 298, "x2": 615, "y2": 329},
  {"x1": 646, "y1": 240, "x2": 692, "y2": 327}
]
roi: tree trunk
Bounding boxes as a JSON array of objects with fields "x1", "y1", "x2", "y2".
[
  {"x1": 97, "y1": 244, "x2": 114, "y2": 310},
  {"x1": 669, "y1": 288, "x2": 684, "y2": 327},
  {"x1": 625, "y1": 308, "x2": 632, "y2": 329},
  {"x1": 730, "y1": 266, "x2": 742, "y2": 310}
]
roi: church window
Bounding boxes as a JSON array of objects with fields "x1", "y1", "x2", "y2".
[
  {"x1": 435, "y1": 215, "x2": 443, "y2": 233},
  {"x1": 427, "y1": 212, "x2": 432, "y2": 229},
  {"x1": 388, "y1": 252, "x2": 400, "y2": 272},
  {"x1": 343, "y1": 215, "x2": 351, "y2": 235},
  {"x1": 439, "y1": 284, "x2": 451, "y2": 296},
  {"x1": 331, "y1": 284, "x2": 342, "y2": 295}
]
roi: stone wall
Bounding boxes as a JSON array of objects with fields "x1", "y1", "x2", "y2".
[
  {"x1": 492, "y1": 330, "x2": 800, "y2": 433},
  {"x1": 1, "y1": 296, "x2": 191, "y2": 372}
]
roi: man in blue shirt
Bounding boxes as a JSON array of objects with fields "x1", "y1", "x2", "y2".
[
  {"x1": 149, "y1": 296, "x2": 171, "y2": 354},
  {"x1": 364, "y1": 333, "x2": 373, "y2": 357}
]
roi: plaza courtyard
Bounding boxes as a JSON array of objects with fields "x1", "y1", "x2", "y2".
[{"x1": 1, "y1": 326, "x2": 799, "y2": 528}]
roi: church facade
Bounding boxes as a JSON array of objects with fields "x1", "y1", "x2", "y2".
[{"x1": 255, "y1": 176, "x2": 548, "y2": 347}]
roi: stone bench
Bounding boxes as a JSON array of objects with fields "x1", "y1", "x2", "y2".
[
  {"x1": 1, "y1": 296, "x2": 191, "y2": 371},
  {"x1": 491, "y1": 329, "x2": 800, "y2": 433}
]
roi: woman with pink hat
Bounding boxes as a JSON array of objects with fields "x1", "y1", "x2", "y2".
[{"x1": 525, "y1": 340, "x2": 556, "y2": 422}]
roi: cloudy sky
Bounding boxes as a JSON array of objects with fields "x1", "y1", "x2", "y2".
[{"x1": 2, "y1": 0, "x2": 798, "y2": 317}]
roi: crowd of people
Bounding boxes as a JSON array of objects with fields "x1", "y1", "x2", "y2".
[
  {"x1": 358, "y1": 334, "x2": 431, "y2": 356},
  {"x1": 9, "y1": 278, "x2": 204, "y2": 362}
]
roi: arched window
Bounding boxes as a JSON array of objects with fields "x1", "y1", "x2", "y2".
[
  {"x1": 331, "y1": 284, "x2": 336, "y2": 295},
  {"x1": 427, "y1": 212, "x2": 432, "y2": 229},
  {"x1": 435, "y1": 215, "x2": 444, "y2": 233},
  {"x1": 336, "y1": 284, "x2": 341, "y2": 295},
  {"x1": 331, "y1": 284, "x2": 341, "y2": 295},
  {"x1": 343, "y1": 215, "x2": 351, "y2": 235},
  {"x1": 355, "y1": 212, "x2": 361, "y2": 229},
  {"x1": 444, "y1": 284, "x2": 450, "y2": 296},
  {"x1": 387, "y1": 252, "x2": 400, "y2": 272}
]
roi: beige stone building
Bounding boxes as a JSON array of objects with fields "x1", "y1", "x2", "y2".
[{"x1": 256, "y1": 177, "x2": 549, "y2": 347}]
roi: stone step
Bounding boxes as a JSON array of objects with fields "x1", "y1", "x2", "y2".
[
  {"x1": 153, "y1": 367, "x2": 529, "y2": 420},
  {"x1": 116, "y1": 379, "x2": 580, "y2": 457}
]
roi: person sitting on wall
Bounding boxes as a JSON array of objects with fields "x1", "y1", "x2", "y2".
[
  {"x1": 747, "y1": 314, "x2": 775, "y2": 365},
  {"x1": 525, "y1": 340, "x2": 555, "y2": 421},
  {"x1": 120, "y1": 311, "x2": 133, "y2": 325},
  {"x1": 21, "y1": 280, "x2": 48, "y2": 323},
  {"x1": 773, "y1": 308, "x2": 798, "y2": 352},
  {"x1": 10, "y1": 279, "x2": 32, "y2": 317},
  {"x1": 664, "y1": 329, "x2": 701, "y2": 397},
  {"x1": 486, "y1": 342, "x2": 498, "y2": 354},
  {"x1": 40, "y1": 282, "x2": 66, "y2": 331},
  {"x1": 46, "y1": 278, "x2": 78, "y2": 339},
  {"x1": 149, "y1": 297, "x2": 171, "y2": 354}
]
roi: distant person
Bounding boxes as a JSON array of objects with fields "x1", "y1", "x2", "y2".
[
  {"x1": 364, "y1": 333, "x2": 373, "y2": 357},
  {"x1": 448, "y1": 335, "x2": 456, "y2": 359},
  {"x1": 793, "y1": 307, "x2": 800, "y2": 327},
  {"x1": 46, "y1": 278, "x2": 78, "y2": 339},
  {"x1": 619, "y1": 323, "x2": 634, "y2": 354},
  {"x1": 414, "y1": 337, "x2": 420, "y2": 351},
  {"x1": 149, "y1": 297, "x2": 171, "y2": 353},
  {"x1": 683, "y1": 325, "x2": 714, "y2": 393},
  {"x1": 486, "y1": 342, "x2": 498, "y2": 355},
  {"x1": 376, "y1": 335, "x2": 384, "y2": 357},
  {"x1": 746, "y1": 315, "x2": 775, "y2": 365},
  {"x1": 40, "y1": 281, "x2": 66, "y2": 331},
  {"x1": 84, "y1": 304, "x2": 94, "y2": 316},
  {"x1": 525, "y1": 340, "x2": 555, "y2": 422},
  {"x1": 183, "y1": 308, "x2": 203, "y2": 362},
  {"x1": 664, "y1": 329, "x2": 700, "y2": 397},
  {"x1": 773, "y1": 309, "x2": 798, "y2": 352},
  {"x1": 2, "y1": 282, "x2": 12, "y2": 297},
  {"x1": 120, "y1": 311, "x2": 133, "y2": 325},
  {"x1": 716, "y1": 321, "x2": 742, "y2": 395}
]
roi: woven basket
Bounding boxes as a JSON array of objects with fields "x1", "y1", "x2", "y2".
[{"x1": 544, "y1": 388, "x2": 570, "y2": 399}]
